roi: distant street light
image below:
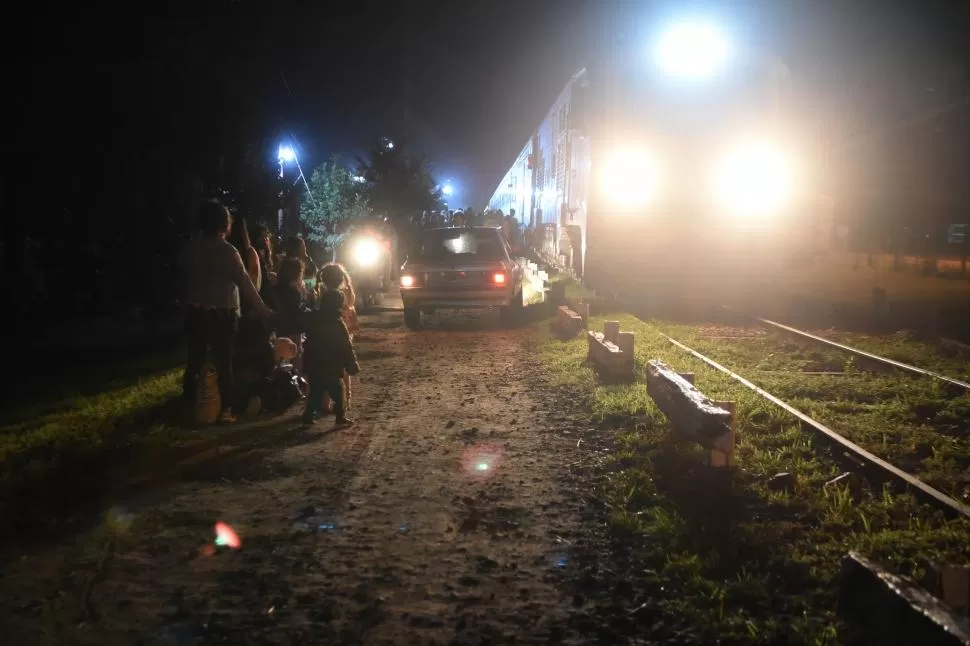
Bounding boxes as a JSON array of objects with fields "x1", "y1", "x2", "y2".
[
  {"x1": 277, "y1": 145, "x2": 296, "y2": 234},
  {"x1": 276, "y1": 141, "x2": 313, "y2": 236},
  {"x1": 278, "y1": 145, "x2": 297, "y2": 163}
]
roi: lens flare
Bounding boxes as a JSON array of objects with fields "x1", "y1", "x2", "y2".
[
  {"x1": 214, "y1": 521, "x2": 241, "y2": 549},
  {"x1": 461, "y1": 444, "x2": 504, "y2": 479}
]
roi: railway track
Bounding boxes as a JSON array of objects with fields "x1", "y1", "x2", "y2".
[
  {"x1": 632, "y1": 312, "x2": 970, "y2": 520},
  {"x1": 728, "y1": 308, "x2": 970, "y2": 392}
]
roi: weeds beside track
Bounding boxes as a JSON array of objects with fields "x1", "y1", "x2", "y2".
[{"x1": 535, "y1": 308, "x2": 970, "y2": 644}]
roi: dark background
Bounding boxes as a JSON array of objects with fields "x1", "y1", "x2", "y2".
[{"x1": 5, "y1": 0, "x2": 970, "y2": 328}]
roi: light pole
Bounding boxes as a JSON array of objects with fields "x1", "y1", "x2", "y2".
[{"x1": 278, "y1": 144, "x2": 297, "y2": 236}]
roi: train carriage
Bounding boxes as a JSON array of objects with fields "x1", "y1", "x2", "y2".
[{"x1": 487, "y1": 18, "x2": 832, "y2": 314}]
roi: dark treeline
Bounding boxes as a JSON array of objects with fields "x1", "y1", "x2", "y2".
[{"x1": 6, "y1": 6, "x2": 290, "y2": 334}]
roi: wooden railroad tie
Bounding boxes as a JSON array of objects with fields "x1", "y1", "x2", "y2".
[
  {"x1": 839, "y1": 552, "x2": 970, "y2": 645},
  {"x1": 645, "y1": 359, "x2": 737, "y2": 468}
]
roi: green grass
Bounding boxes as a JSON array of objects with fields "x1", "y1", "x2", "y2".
[
  {"x1": 533, "y1": 314, "x2": 970, "y2": 645},
  {"x1": 544, "y1": 269, "x2": 596, "y2": 306},
  {"x1": 810, "y1": 329, "x2": 970, "y2": 382},
  {"x1": 0, "y1": 349, "x2": 183, "y2": 480},
  {"x1": 656, "y1": 323, "x2": 970, "y2": 499}
]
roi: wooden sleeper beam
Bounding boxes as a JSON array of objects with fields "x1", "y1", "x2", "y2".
[{"x1": 646, "y1": 359, "x2": 736, "y2": 467}]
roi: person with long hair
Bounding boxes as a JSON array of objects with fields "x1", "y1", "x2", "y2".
[
  {"x1": 179, "y1": 200, "x2": 273, "y2": 423},
  {"x1": 227, "y1": 212, "x2": 261, "y2": 290},
  {"x1": 252, "y1": 223, "x2": 276, "y2": 295},
  {"x1": 301, "y1": 288, "x2": 359, "y2": 428},
  {"x1": 273, "y1": 256, "x2": 308, "y2": 346},
  {"x1": 283, "y1": 236, "x2": 318, "y2": 280},
  {"x1": 319, "y1": 262, "x2": 358, "y2": 411}
]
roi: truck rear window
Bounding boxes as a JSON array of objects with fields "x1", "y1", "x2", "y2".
[{"x1": 410, "y1": 230, "x2": 506, "y2": 263}]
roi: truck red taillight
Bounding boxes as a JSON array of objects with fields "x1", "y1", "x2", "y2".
[{"x1": 492, "y1": 272, "x2": 507, "y2": 285}]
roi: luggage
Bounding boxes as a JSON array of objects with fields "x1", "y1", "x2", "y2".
[{"x1": 194, "y1": 362, "x2": 221, "y2": 425}]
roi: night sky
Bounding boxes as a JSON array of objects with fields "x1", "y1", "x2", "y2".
[{"x1": 25, "y1": 0, "x2": 970, "y2": 214}]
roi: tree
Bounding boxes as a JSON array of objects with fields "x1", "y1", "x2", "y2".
[
  {"x1": 356, "y1": 139, "x2": 443, "y2": 235},
  {"x1": 300, "y1": 154, "x2": 370, "y2": 248}
]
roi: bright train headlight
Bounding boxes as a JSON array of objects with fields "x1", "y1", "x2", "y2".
[
  {"x1": 600, "y1": 148, "x2": 660, "y2": 208},
  {"x1": 351, "y1": 237, "x2": 381, "y2": 267},
  {"x1": 711, "y1": 141, "x2": 795, "y2": 216}
]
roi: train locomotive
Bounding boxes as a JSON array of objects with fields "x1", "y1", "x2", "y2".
[{"x1": 488, "y1": 16, "x2": 832, "y2": 314}]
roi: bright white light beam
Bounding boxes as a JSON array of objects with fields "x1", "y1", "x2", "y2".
[{"x1": 655, "y1": 21, "x2": 730, "y2": 80}]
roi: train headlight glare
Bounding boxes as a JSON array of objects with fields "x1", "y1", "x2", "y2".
[
  {"x1": 600, "y1": 148, "x2": 660, "y2": 208},
  {"x1": 711, "y1": 142, "x2": 794, "y2": 216},
  {"x1": 352, "y1": 237, "x2": 382, "y2": 267}
]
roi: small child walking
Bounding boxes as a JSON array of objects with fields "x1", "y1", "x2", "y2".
[
  {"x1": 301, "y1": 289, "x2": 360, "y2": 427},
  {"x1": 319, "y1": 263, "x2": 358, "y2": 409}
]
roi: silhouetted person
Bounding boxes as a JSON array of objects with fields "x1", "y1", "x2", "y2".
[
  {"x1": 273, "y1": 256, "x2": 308, "y2": 345},
  {"x1": 301, "y1": 289, "x2": 359, "y2": 427},
  {"x1": 180, "y1": 200, "x2": 273, "y2": 423},
  {"x1": 252, "y1": 223, "x2": 276, "y2": 289}
]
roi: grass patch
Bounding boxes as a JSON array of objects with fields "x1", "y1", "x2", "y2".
[
  {"x1": 813, "y1": 329, "x2": 970, "y2": 382},
  {"x1": 0, "y1": 348, "x2": 184, "y2": 484},
  {"x1": 543, "y1": 268, "x2": 596, "y2": 306},
  {"x1": 658, "y1": 323, "x2": 970, "y2": 499},
  {"x1": 534, "y1": 314, "x2": 970, "y2": 645}
]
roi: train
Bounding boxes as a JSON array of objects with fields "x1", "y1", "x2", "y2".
[{"x1": 486, "y1": 18, "x2": 845, "y2": 315}]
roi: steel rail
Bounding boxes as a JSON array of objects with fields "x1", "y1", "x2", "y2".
[
  {"x1": 755, "y1": 315, "x2": 970, "y2": 392},
  {"x1": 660, "y1": 333, "x2": 970, "y2": 521},
  {"x1": 722, "y1": 306, "x2": 970, "y2": 392}
]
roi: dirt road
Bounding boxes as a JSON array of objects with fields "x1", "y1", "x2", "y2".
[{"x1": 2, "y1": 306, "x2": 617, "y2": 645}]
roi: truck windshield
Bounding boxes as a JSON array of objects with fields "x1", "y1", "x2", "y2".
[{"x1": 410, "y1": 229, "x2": 506, "y2": 263}]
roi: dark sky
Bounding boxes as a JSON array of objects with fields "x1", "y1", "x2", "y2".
[{"x1": 24, "y1": 0, "x2": 970, "y2": 213}]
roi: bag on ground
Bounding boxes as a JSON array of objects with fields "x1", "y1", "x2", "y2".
[{"x1": 195, "y1": 362, "x2": 221, "y2": 425}]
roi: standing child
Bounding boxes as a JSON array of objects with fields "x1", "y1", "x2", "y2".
[
  {"x1": 301, "y1": 289, "x2": 360, "y2": 427},
  {"x1": 319, "y1": 263, "x2": 358, "y2": 409}
]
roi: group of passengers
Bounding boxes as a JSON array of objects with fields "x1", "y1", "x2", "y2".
[{"x1": 178, "y1": 200, "x2": 360, "y2": 428}]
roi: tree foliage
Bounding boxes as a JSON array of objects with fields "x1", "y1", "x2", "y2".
[
  {"x1": 300, "y1": 154, "x2": 370, "y2": 248},
  {"x1": 357, "y1": 139, "x2": 443, "y2": 233}
]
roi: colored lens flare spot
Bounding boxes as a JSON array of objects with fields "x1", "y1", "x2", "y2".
[
  {"x1": 214, "y1": 521, "x2": 242, "y2": 549},
  {"x1": 460, "y1": 444, "x2": 504, "y2": 478}
]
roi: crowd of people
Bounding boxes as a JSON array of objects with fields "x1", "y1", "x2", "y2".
[{"x1": 179, "y1": 199, "x2": 360, "y2": 428}]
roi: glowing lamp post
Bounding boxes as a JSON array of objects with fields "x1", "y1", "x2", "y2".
[{"x1": 278, "y1": 144, "x2": 297, "y2": 234}]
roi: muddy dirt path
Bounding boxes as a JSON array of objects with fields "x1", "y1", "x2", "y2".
[{"x1": 2, "y1": 308, "x2": 606, "y2": 645}]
